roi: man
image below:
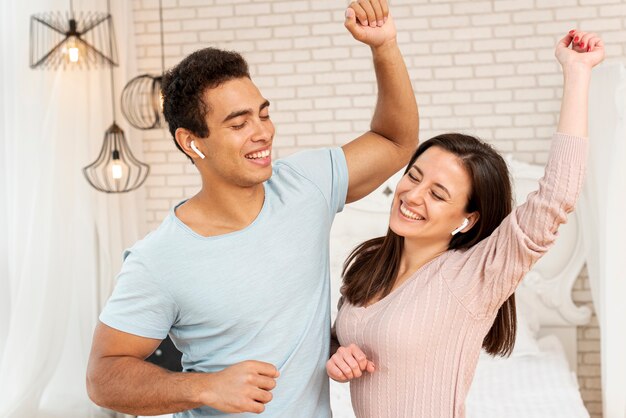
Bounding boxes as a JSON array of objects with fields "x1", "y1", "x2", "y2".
[{"x1": 86, "y1": 1, "x2": 418, "y2": 417}]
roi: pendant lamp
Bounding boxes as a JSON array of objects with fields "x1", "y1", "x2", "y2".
[
  {"x1": 30, "y1": 0, "x2": 118, "y2": 70},
  {"x1": 83, "y1": 0, "x2": 149, "y2": 194},
  {"x1": 120, "y1": 0, "x2": 166, "y2": 129}
]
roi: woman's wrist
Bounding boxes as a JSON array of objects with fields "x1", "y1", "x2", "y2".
[{"x1": 561, "y1": 63, "x2": 593, "y2": 80}]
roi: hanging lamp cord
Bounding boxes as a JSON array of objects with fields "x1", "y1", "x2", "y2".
[
  {"x1": 159, "y1": 0, "x2": 165, "y2": 75},
  {"x1": 106, "y1": 0, "x2": 116, "y2": 123}
]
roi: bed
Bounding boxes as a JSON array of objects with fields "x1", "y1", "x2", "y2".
[{"x1": 328, "y1": 155, "x2": 591, "y2": 418}]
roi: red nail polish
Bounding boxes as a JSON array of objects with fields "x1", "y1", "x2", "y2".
[
  {"x1": 574, "y1": 37, "x2": 579, "y2": 42},
  {"x1": 579, "y1": 42, "x2": 584, "y2": 47},
  {"x1": 569, "y1": 29, "x2": 575, "y2": 34},
  {"x1": 587, "y1": 46, "x2": 591, "y2": 52}
]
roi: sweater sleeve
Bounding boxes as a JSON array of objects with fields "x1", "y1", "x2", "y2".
[{"x1": 442, "y1": 133, "x2": 588, "y2": 318}]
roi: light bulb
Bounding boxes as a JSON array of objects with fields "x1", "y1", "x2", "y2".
[
  {"x1": 111, "y1": 162, "x2": 123, "y2": 179},
  {"x1": 69, "y1": 47, "x2": 79, "y2": 62},
  {"x1": 64, "y1": 37, "x2": 81, "y2": 64}
]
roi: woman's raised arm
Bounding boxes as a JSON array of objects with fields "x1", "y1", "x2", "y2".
[{"x1": 555, "y1": 30, "x2": 605, "y2": 137}]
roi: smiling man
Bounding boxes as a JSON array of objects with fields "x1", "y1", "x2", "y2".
[{"x1": 86, "y1": 1, "x2": 418, "y2": 417}]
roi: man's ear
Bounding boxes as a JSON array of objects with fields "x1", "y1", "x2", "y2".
[{"x1": 175, "y1": 128, "x2": 202, "y2": 161}]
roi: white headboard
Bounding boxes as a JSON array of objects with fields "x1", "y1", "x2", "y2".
[{"x1": 329, "y1": 157, "x2": 591, "y2": 371}]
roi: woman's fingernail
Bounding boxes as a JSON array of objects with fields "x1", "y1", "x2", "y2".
[
  {"x1": 574, "y1": 36, "x2": 579, "y2": 42},
  {"x1": 569, "y1": 29, "x2": 575, "y2": 34},
  {"x1": 377, "y1": 20, "x2": 383, "y2": 26},
  {"x1": 363, "y1": 20, "x2": 368, "y2": 26}
]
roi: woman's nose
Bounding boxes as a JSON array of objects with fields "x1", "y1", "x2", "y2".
[{"x1": 404, "y1": 183, "x2": 427, "y2": 204}]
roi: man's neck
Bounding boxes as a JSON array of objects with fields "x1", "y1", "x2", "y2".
[{"x1": 175, "y1": 182, "x2": 266, "y2": 237}]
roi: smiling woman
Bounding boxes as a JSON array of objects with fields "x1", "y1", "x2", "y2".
[
  {"x1": 325, "y1": 154, "x2": 591, "y2": 418},
  {"x1": 328, "y1": 29, "x2": 605, "y2": 418}
]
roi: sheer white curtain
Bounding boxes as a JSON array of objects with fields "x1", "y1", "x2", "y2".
[
  {"x1": 581, "y1": 63, "x2": 626, "y2": 418},
  {"x1": 0, "y1": 1, "x2": 145, "y2": 416}
]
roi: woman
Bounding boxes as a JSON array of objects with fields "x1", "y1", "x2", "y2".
[{"x1": 327, "y1": 30, "x2": 604, "y2": 418}]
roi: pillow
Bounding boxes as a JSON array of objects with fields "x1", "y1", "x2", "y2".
[
  {"x1": 510, "y1": 314, "x2": 541, "y2": 357},
  {"x1": 508, "y1": 296, "x2": 541, "y2": 357}
]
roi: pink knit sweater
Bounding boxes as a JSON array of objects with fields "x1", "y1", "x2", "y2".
[{"x1": 335, "y1": 133, "x2": 588, "y2": 418}]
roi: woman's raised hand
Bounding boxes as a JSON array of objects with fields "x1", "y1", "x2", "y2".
[
  {"x1": 555, "y1": 30, "x2": 605, "y2": 71},
  {"x1": 326, "y1": 344, "x2": 376, "y2": 383}
]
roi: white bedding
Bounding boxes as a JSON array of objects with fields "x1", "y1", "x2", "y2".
[{"x1": 466, "y1": 335, "x2": 589, "y2": 418}]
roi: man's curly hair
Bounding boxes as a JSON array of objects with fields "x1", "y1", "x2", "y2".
[{"x1": 161, "y1": 47, "x2": 250, "y2": 161}]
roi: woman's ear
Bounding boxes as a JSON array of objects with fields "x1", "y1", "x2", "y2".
[{"x1": 464, "y1": 212, "x2": 480, "y2": 233}]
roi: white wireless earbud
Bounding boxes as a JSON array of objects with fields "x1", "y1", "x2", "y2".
[
  {"x1": 451, "y1": 218, "x2": 470, "y2": 236},
  {"x1": 190, "y1": 140, "x2": 205, "y2": 159}
]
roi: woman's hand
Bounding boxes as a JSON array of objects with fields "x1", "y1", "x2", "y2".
[
  {"x1": 344, "y1": 0, "x2": 396, "y2": 49},
  {"x1": 326, "y1": 344, "x2": 376, "y2": 383},
  {"x1": 555, "y1": 30, "x2": 605, "y2": 72},
  {"x1": 554, "y1": 30, "x2": 604, "y2": 136}
]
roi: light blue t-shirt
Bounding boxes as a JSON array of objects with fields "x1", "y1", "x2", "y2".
[{"x1": 100, "y1": 147, "x2": 349, "y2": 418}]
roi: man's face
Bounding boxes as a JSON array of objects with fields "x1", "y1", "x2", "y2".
[{"x1": 197, "y1": 77, "x2": 275, "y2": 188}]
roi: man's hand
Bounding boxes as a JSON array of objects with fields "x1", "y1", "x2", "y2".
[
  {"x1": 345, "y1": 0, "x2": 396, "y2": 48},
  {"x1": 87, "y1": 323, "x2": 280, "y2": 415},
  {"x1": 326, "y1": 344, "x2": 375, "y2": 383},
  {"x1": 199, "y1": 360, "x2": 280, "y2": 414}
]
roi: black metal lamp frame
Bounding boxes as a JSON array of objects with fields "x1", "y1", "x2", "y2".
[
  {"x1": 120, "y1": 0, "x2": 166, "y2": 130},
  {"x1": 82, "y1": 0, "x2": 150, "y2": 193},
  {"x1": 30, "y1": 0, "x2": 118, "y2": 70}
]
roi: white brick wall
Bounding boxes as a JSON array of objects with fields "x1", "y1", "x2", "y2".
[{"x1": 131, "y1": 1, "x2": 624, "y2": 415}]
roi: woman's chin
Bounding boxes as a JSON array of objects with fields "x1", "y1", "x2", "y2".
[{"x1": 389, "y1": 218, "x2": 410, "y2": 238}]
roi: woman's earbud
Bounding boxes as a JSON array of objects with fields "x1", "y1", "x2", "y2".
[
  {"x1": 451, "y1": 218, "x2": 470, "y2": 236},
  {"x1": 190, "y1": 140, "x2": 205, "y2": 159}
]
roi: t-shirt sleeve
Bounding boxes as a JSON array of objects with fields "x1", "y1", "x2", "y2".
[
  {"x1": 281, "y1": 147, "x2": 349, "y2": 216},
  {"x1": 99, "y1": 249, "x2": 178, "y2": 340}
]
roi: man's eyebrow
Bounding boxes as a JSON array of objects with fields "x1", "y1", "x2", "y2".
[
  {"x1": 222, "y1": 100, "x2": 270, "y2": 123},
  {"x1": 412, "y1": 166, "x2": 452, "y2": 198}
]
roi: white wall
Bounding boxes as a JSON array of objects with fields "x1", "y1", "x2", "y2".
[{"x1": 129, "y1": 1, "x2": 626, "y2": 416}]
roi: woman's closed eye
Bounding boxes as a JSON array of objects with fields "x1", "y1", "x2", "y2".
[
  {"x1": 408, "y1": 173, "x2": 445, "y2": 200},
  {"x1": 431, "y1": 192, "x2": 444, "y2": 201}
]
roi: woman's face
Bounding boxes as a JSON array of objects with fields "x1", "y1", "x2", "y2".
[{"x1": 389, "y1": 146, "x2": 477, "y2": 246}]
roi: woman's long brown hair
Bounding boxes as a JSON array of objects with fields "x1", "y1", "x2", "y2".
[{"x1": 341, "y1": 133, "x2": 516, "y2": 357}]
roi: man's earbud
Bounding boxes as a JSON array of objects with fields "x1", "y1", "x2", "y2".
[
  {"x1": 190, "y1": 140, "x2": 205, "y2": 159},
  {"x1": 451, "y1": 218, "x2": 470, "y2": 236}
]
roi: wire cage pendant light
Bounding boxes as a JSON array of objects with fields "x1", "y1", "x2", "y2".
[
  {"x1": 83, "y1": 0, "x2": 150, "y2": 194},
  {"x1": 120, "y1": 0, "x2": 166, "y2": 129},
  {"x1": 30, "y1": 0, "x2": 118, "y2": 70},
  {"x1": 121, "y1": 73, "x2": 164, "y2": 129},
  {"x1": 83, "y1": 123, "x2": 150, "y2": 193}
]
